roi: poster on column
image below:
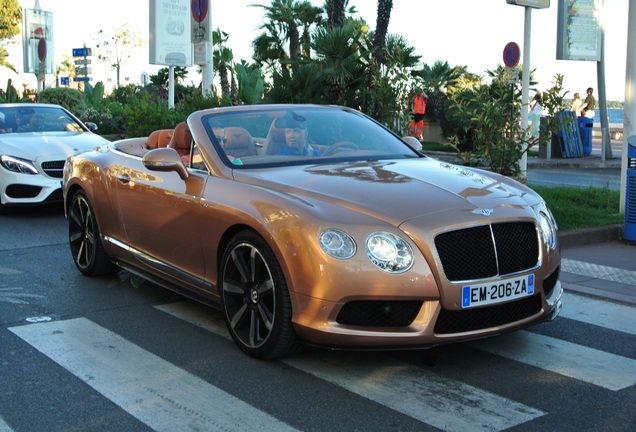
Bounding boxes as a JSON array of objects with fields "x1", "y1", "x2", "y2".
[
  {"x1": 149, "y1": 0, "x2": 193, "y2": 66},
  {"x1": 556, "y1": 0, "x2": 602, "y2": 61},
  {"x1": 22, "y1": 8, "x2": 54, "y2": 75}
]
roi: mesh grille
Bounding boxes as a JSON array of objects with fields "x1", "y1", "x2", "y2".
[
  {"x1": 434, "y1": 294, "x2": 542, "y2": 334},
  {"x1": 41, "y1": 160, "x2": 65, "y2": 178},
  {"x1": 543, "y1": 266, "x2": 560, "y2": 298},
  {"x1": 336, "y1": 300, "x2": 422, "y2": 327},
  {"x1": 435, "y1": 222, "x2": 539, "y2": 282}
]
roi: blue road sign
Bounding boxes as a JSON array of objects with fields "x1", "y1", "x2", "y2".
[
  {"x1": 60, "y1": 77, "x2": 70, "y2": 86},
  {"x1": 72, "y1": 47, "x2": 91, "y2": 57},
  {"x1": 73, "y1": 77, "x2": 91, "y2": 82}
]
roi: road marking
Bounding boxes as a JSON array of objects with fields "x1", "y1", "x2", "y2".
[
  {"x1": 9, "y1": 318, "x2": 300, "y2": 432},
  {"x1": 157, "y1": 301, "x2": 545, "y2": 432},
  {"x1": 0, "y1": 287, "x2": 44, "y2": 305},
  {"x1": 0, "y1": 416, "x2": 15, "y2": 432},
  {"x1": 0, "y1": 267, "x2": 21, "y2": 275},
  {"x1": 560, "y1": 291, "x2": 636, "y2": 336},
  {"x1": 470, "y1": 331, "x2": 636, "y2": 391},
  {"x1": 562, "y1": 258, "x2": 636, "y2": 285}
]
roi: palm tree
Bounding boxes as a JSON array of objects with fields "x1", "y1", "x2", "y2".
[
  {"x1": 372, "y1": 0, "x2": 393, "y2": 65},
  {"x1": 250, "y1": 0, "x2": 306, "y2": 61},
  {"x1": 213, "y1": 29, "x2": 235, "y2": 98},
  {"x1": 325, "y1": 0, "x2": 346, "y2": 28},
  {"x1": 311, "y1": 23, "x2": 368, "y2": 105}
]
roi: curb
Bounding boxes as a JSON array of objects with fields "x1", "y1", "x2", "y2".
[{"x1": 560, "y1": 224, "x2": 624, "y2": 249}]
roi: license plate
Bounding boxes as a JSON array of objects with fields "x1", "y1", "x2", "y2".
[{"x1": 461, "y1": 274, "x2": 534, "y2": 308}]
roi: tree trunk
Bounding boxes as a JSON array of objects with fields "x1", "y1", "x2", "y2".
[
  {"x1": 372, "y1": 0, "x2": 393, "y2": 65},
  {"x1": 326, "y1": 0, "x2": 345, "y2": 28}
]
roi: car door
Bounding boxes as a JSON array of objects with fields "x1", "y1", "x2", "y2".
[{"x1": 113, "y1": 156, "x2": 208, "y2": 288}]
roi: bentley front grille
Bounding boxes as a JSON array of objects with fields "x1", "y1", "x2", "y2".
[
  {"x1": 434, "y1": 294, "x2": 542, "y2": 334},
  {"x1": 434, "y1": 222, "x2": 539, "y2": 282},
  {"x1": 336, "y1": 300, "x2": 423, "y2": 327}
]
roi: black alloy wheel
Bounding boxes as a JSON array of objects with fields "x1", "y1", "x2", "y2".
[
  {"x1": 68, "y1": 191, "x2": 113, "y2": 276},
  {"x1": 220, "y1": 230, "x2": 298, "y2": 359}
]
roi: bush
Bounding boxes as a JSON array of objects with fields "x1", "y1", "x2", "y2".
[
  {"x1": 38, "y1": 87, "x2": 86, "y2": 114},
  {"x1": 121, "y1": 94, "x2": 184, "y2": 137}
]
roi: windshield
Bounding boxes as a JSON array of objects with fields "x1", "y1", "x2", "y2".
[
  {"x1": 0, "y1": 105, "x2": 85, "y2": 134},
  {"x1": 201, "y1": 106, "x2": 422, "y2": 168}
]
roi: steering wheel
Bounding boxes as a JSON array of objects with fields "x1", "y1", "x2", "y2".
[{"x1": 322, "y1": 141, "x2": 359, "y2": 156}]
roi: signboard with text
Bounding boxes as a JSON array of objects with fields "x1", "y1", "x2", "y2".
[
  {"x1": 22, "y1": 8, "x2": 54, "y2": 75},
  {"x1": 556, "y1": 0, "x2": 602, "y2": 61},
  {"x1": 506, "y1": 0, "x2": 550, "y2": 8},
  {"x1": 149, "y1": 0, "x2": 193, "y2": 67}
]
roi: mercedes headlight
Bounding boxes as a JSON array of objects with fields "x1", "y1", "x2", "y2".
[
  {"x1": 319, "y1": 229, "x2": 356, "y2": 259},
  {"x1": 365, "y1": 231, "x2": 414, "y2": 273},
  {"x1": 0, "y1": 155, "x2": 39, "y2": 175}
]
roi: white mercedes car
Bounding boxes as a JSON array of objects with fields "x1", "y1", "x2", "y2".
[{"x1": 0, "y1": 103, "x2": 109, "y2": 212}]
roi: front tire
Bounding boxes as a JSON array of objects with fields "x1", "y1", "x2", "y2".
[
  {"x1": 220, "y1": 230, "x2": 299, "y2": 359},
  {"x1": 68, "y1": 190, "x2": 114, "y2": 276}
]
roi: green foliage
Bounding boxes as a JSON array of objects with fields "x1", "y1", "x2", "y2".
[
  {"x1": 235, "y1": 61, "x2": 265, "y2": 105},
  {"x1": 445, "y1": 67, "x2": 530, "y2": 176},
  {"x1": 120, "y1": 93, "x2": 184, "y2": 137},
  {"x1": 0, "y1": 79, "x2": 21, "y2": 102},
  {"x1": 38, "y1": 87, "x2": 86, "y2": 113},
  {"x1": 84, "y1": 81, "x2": 105, "y2": 105},
  {"x1": 529, "y1": 185, "x2": 621, "y2": 231}
]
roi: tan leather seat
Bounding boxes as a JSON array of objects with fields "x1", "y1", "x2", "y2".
[
  {"x1": 224, "y1": 127, "x2": 257, "y2": 158},
  {"x1": 263, "y1": 120, "x2": 286, "y2": 155},
  {"x1": 168, "y1": 122, "x2": 193, "y2": 164},
  {"x1": 147, "y1": 129, "x2": 174, "y2": 149}
]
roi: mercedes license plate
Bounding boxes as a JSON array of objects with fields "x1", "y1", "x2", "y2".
[{"x1": 461, "y1": 274, "x2": 534, "y2": 308}]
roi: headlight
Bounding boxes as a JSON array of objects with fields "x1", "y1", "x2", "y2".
[
  {"x1": 0, "y1": 155, "x2": 39, "y2": 175},
  {"x1": 365, "y1": 231, "x2": 414, "y2": 273},
  {"x1": 538, "y1": 211, "x2": 557, "y2": 249},
  {"x1": 319, "y1": 229, "x2": 356, "y2": 259}
]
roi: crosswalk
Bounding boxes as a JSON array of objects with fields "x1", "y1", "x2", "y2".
[{"x1": 5, "y1": 290, "x2": 636, "y2": 432}]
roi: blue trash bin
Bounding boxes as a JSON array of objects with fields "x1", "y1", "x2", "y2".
[
  {"x1": 578, "y1": 116, "x2": 593, "y2": 155},
  {"x1": 625, "y1": 136, "x2": 636, "y2": 243}
]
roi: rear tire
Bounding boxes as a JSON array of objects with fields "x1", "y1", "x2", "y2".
[
  {"x1": 68, "y1": 190, "x2": 114, "y2": 276},
  {"x1": 220, "y1": 230, "x2": 299, "y2": 359}
]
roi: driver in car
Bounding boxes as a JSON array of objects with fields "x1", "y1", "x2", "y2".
[{"x1": 276, "y1": 120, "x2": 321, "y2": 157}]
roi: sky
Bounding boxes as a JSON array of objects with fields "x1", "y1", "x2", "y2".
[{"x1": 1, "y1": 0, "x2": 630, "y2": 101}]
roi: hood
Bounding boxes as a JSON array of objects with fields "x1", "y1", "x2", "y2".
[
  {"x1": 0, "y1": 132, "x2": 108, "y2": 161},
  {"x1": 238, "y1": 158, "x2": 541, "y2": 226}
]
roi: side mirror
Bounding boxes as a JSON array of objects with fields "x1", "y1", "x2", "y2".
[
  {"x1": 142, "y1": 148, "x2": 189, "y2": 180},
  {"x1": 84, "y1": 122, "x2": 98, "y2": 132},
  {"x1": 402, "y1": 136, "x2": 422, "y2": 152}
]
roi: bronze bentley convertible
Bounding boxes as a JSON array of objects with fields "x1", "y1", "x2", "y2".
[{"x1": 63, "y1": 104, "x2": 562, "y2": 359}]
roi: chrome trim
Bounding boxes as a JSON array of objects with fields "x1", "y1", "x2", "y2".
[{"x1": 102, "y1": 235, "x2": 204, "y2": 286}]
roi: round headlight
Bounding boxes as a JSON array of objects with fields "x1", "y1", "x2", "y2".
[
  {"x1": 319, "y1": 229, "x2": 356, "y2": 259},
  {"x1": 365, "y1": 231, "x2": 414, "y2": 273},
  {"x1": 538, "y1": 211, "x2": 557, "y2": 249}
]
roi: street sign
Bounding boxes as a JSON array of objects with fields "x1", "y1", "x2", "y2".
[
  {"x1": 75, "y1": 67, "x2": 92, "y2": 75},
  {"x1": 74, "y1": 58, "x2": 92, "y2": 65},
  {"x1": 73, "y1": 77, "x2": 91, "y2": 82},
  {"x1": 503, "y1": 42, "x2": 521, "y2": 68},
  {"x1": 72, "y1": 47, "x2": 92, "y2": 57},
  {"x1": 61, "y1": 77, "x2": 70, "y2": 86},
  {"x1": 506, "y1": 0, "x2": 550, "y2": 8}
]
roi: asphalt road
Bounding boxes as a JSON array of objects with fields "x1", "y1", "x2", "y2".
[
  {"x1": 526, "y1": 167, "x2": 621, "y2": 190},
  {"x1": 1, "y1": 205, "x2": 635, "y2": 432}
]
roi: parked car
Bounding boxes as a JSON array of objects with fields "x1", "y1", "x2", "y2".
[
  {"x1": 63, "y1": 104, "x2": 562, "y2": 359},
  {"x1": 0, "y1": 103, "x2": 109, "y2": 211}
]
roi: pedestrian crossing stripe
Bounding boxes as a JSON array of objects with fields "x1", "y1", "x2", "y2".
[
  {"x1": 9, "y1": 318, "x2": 301, "y2": 432},
  {"x1": 560, "y1": 291, "x2": 635, "y2": 336},
  {"x1": 562, "y1": 258, "x2": 636, "y2": 286},
  {"x1": 7, "y1": 291, "x2": 635, "y2": 432},
  {"x1": 156, "y1": 302, "x2": 545, "y2": 432},
  {"x1": 0, "y1": 416, "x2": 14, "y2": 432}
]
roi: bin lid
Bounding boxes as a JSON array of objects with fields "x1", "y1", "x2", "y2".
[{"x1": 630, "y1": 135, "x2": 636, "y2": 148}]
